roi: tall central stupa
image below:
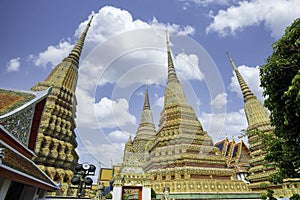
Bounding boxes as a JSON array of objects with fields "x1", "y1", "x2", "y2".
[{"x1": 142, "y1": 33, "x2": 250, "y2": 195}]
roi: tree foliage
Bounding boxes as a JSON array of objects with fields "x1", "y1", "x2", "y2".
[
  {"x1": 105, "y1": 192, "x2": 112, "y2": 199},
  {"x1": 260, "y1": 189, "x2": 276, "y2": 200},
  {"x1": 260, "y1": 18, "x2": 300, "y2": 183},
  {"x1": 290, "y1": 194, "x2": 300, "y2": 200}
]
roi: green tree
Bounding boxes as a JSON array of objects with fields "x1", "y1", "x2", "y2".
[
  {"x1": 105, "y1": 192, "x2": 113, "y2": 199},
  {"x1": 290, "y1": 194, "x2": 300, "y2": 200},
  {"x1": 266, "y1": 189, "x2": 276, "y2": 200},
  {"x1": 260, "y1": 18, "x2": 300, "y2": 183}
]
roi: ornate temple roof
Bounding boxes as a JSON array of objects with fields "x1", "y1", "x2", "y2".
[
  {"x1": 0, "y1": 88, "x2": 52, "y2": 157},
  {"x1": 214, "y1": 138, "x2": 250, "y2": 173},
  {"x1": 0, "y1": 87, "x2": 59, "y2": 191},
  {"x1": 0, "y1": 88, "x2": 48, "y2": 116},
  {"x1": 0, "y1": 139, "x2": 59, "y2": 191}
]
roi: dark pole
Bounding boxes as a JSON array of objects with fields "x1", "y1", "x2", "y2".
[
  {"x1": 78, "y1": 180, "x2": 83, "y2": 198},
  {"x1": 78, "y1": 171, "x2": 87, "y2": 198}
]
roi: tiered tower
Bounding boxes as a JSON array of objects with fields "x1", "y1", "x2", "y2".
[
  {"x1": 113, "y1": 86, "x2": 156, "y2": 199},
  {"x1": 132, "y1": 86, "x2": 156, "y2": 152},
  {"x1": 143, "y1": 34, "x2": 250, "y2": 195},
  {"x1": 227, "y1": 52, "x2": 274, "y2": 190},
  {"x1": 30, "y1": 17, "x2": 92, "y2": 196},
  {"x1": 227, "y1": 52, "x2": 300, "y2": 197},
  {"x1": 121, "y1": 85, "x2": 156, "y2": 174}
]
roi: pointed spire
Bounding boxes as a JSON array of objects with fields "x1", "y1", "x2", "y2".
[
  {"x1": 140, "y1": 85, "x2": 154, "y2": 124},
  {"x1": 65, "y1": 16, "x2": 93, "y2": 65},
  {"x1": 227, "y1": 51, "x2": 254, "y2": 101},
  {"x1": 125, "y1": 135, "x2": 133, "y2": 150},
  {"x1": 232, "y1": 135, "x2": 235, "y2": 143},
  {"x1": 128, "y1": 135, "x2": 132, "y2": 143},
  {"x1": 227, "y1": 52, "x2": 270, "y2": 127},
  {"x1": 143, "y1": 85, "x2": 150, "y2": 110},
  {"x1": 163, "y1": 31, "x2": 188, "y2": 107},
  {"x1": 135, "y1": 85, "x2": 156, "y2": 140},
  {"x1": 166, "y1": 31, "x2": 179, "y2": 83}
]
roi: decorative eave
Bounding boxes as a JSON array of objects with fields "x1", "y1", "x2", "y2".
[
  {"x1": 0, "y1": 139, "x2": 59, "y2": 191},
  {"x1": 214, "y1": 138, "x2": 229, "y2": 146},
  {"x1": 0, "y1": 125, "x2": 36, "y2": 159},
  {"x1": 214, "y1": 137, "x2": 230, "y2": 148},
  {"x1": 240, "y1": 140, "x2": 251, "y2": 155},
  {"x1": 0, "y1": 87, "x2": 51, "y2": 119},
  {"x1": 0, "y1": 165, "x2": 59, "y2": 191},
  {"x1": 0, "y1": 87, "x2": 52, "y2": 158}
]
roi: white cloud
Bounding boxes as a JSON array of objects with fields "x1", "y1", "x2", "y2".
[
  {"x1": 211, "y1": 92, "x2": 227, "y2": 110},
  {"x1": 107, "y1": 130, "x2": 131, "y2": 143},
  {"x1": 206, "y1": 0, "x2": 300, "y2": 38},
  {"x1": 229, "y1": 65, "x2": 264, "y2": 101},
  {"x1": 92, "y1": 50, "x2": 167, "y2": 89},
  {"x1": 33, "y1": 40, "x2": 73, "y2": 67},
  {"x1": 175, "y1": 53, "x2": 204, "y2": 81},
  {"x1": 31, "y1": 6, "x2": 195, "y2": 83},
  {"x1": 6, "y1": 57, "x2": 21, "y2": 72},
  {"x1": 180, "y1": 0, "x2": 233, "y2": 8},
  {"x1": 175, "y1": 25, "x2": 195, "y2": 36},
  {"x1": 83, "y1": 50, "x2": 204, "y2": 91},
  {"x1": 200, "y1": 109, "x2": 248, "y2": 143},
  {"x1": 94, "y1": 97, "x2": 136, "y2": 129},
  {"x1": 78, "y1": 140, "x2": 124, "y2": 167},
  {"x1": 75, "y1": 88, "x2": 97, "y2": 129},
  {"x1": 75, "y1": 6, "x2": 150, "y2": 44},
  {"x1": 75, "y1": 6, "x2": 194, "y2": 45},
  {"x1": 76, "y1": 88, "x2": 136, "y2": 130},
  {"x1": 154, "y1": 96, "x2": 164, "y2": 108},
  {"x1": 75, "y1": 6, "x2": 196, "y2": 91}
]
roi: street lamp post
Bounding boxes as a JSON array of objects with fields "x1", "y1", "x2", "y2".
[{"x1": 71, "y1": 162, "x2": 96, "y2": 198}]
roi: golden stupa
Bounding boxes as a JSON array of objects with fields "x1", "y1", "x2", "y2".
[
  {"x1": 30, "y1": 17, "x2": 93, "y2": 196},
  {"x1": 227, "y1": 52, "x2": 300, "y2": 198},
  {"x1": 115, "y1": 33, "x2": 256, "y2": 199}
]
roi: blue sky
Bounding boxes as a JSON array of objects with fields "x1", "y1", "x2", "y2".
[{"x1": 1, "y1": 0, "x2": 299, "y2": 169}]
